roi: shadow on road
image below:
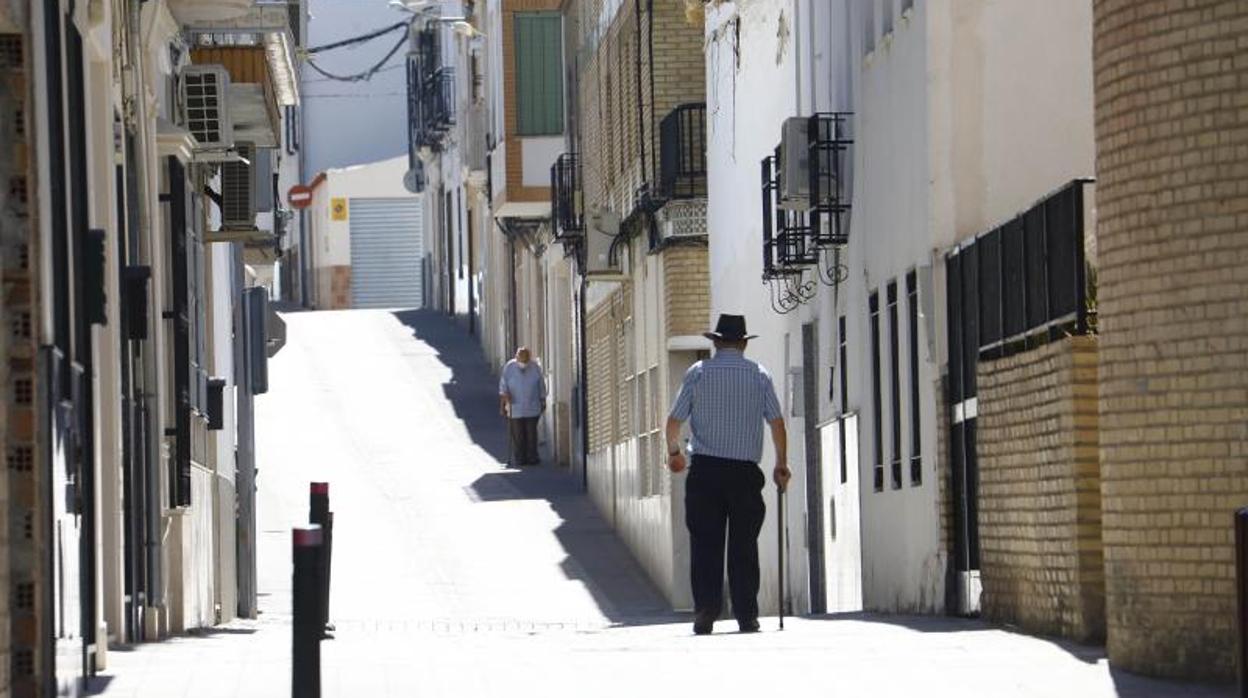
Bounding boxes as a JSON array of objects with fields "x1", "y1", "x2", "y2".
[
  {"x1": 391, "y1": 309, "x2": 677, "y2": 627},
  {"x1": 391, "y1": 309, "x2": 510, "y2": 465}
]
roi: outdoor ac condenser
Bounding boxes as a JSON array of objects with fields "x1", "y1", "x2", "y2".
[
  {"x1": 179, "y1": 65, "x2": 234, "y2": 155},
  {"x1": 220, "y1": 142, "x2": 256, "y2": 230},
  {"x1": 778, "y1": 116, "x2": 811, "y2": 210}
]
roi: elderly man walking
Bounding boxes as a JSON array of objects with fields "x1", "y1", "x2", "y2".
[
  {"x1": 665, "y1": 314, "x2": 790, "y2": 635},
  {"x1": 499, "y1": 347, "x2": 547, "y2": 466}
]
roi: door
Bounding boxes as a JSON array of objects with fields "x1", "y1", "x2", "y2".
[
  {"x1": 348, "y1": 198, "x2": 425, "y2": 309},
  {"x1": 819, "y1": 414, "x2": 863, "y2": 612},
  {"x1": 801, "y1": 324, "x2": 826, "y2": 613}
]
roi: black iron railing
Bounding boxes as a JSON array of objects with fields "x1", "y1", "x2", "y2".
[
  {"x1": 760, "y1": 115, "x2": 853, "y2": 280},
  {"x1": 762, "y1": 152, "x2": 818, "y2": 279},
  {"x1": 659, "y1": 103, "x2": 707, "y2": 199},
  {"x1": 808, "y1": 112, "x2": 852, "y2": 246},
  {"x1": 406, "y1": 27, "x2": 455, "y2": 153},
  {"x1": 954, "y1": 178, "x2": 1094, "y2": 361},
  {"x1": 550, "y1": 153, "x2": 583, "y2": 240},
  {"x1": 423, "y1": 67, "x2": 456, "y2": 133}
]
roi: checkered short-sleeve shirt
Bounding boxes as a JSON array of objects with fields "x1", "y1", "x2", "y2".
[{"x1": 668, "y1": 349, "x2": 783, "y2": 463}]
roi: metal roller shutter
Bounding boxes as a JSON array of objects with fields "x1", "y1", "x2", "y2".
[{"x1": 349, "y1": 197, "x2": 424, "y2": 309}]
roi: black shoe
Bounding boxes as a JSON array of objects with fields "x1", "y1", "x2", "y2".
[
  {"x1": 693, "y1": 610, "x2": 717, "y2": 635},
  {"x1": 737, "y1": 617, "x2": 760, "y2": 633}
]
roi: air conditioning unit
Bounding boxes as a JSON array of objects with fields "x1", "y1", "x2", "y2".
[
  {"x1": 220, "y1": 142, "x2": 256, "y2": 229},
  {"x1": 584, "y1": 207, "x2": 624, "y2": 278},
  {"x1": 179, "y1": 65, "x2": 235, "y2": 157},
  {"x1": 778, "y1": 116, "x2": 810, "y2": 210}
]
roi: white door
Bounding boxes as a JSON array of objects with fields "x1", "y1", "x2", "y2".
[
  {"x1": 349, "y1": 198, "x2": 424, "y2": 309},
  {"x1": 821, "y1": 413, "x2": 864, "y2": 612}
]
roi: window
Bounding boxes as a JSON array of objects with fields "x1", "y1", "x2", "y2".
[
  {"x1": 838, "y1": 315, "x2": 848, "y2": 484},
  {"x1": 869, "y1": 291, "x2": 883, "y2": 492},
  {"x1": 284, "y1": 105, "x2": 299, "y2": 155},
  {"x1": 907, "y1": 270, "x2": 921, "y2": 485},
  {"x1": 882, "y1": 0, "x2": 894, "y2": 35},
  {"x1": 887, "y1": 281, "x2": 901, "y2": 489},
  {"x1": 514, "y1": 13, "x2": 564, "y2": 135}
]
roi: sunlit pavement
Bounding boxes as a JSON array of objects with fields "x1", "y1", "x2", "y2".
[{"x1": 86, "y1": 310, "x2": 1233, "y2": 698}]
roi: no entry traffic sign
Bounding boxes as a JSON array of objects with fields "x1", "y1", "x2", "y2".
[{"x1": 288, "y1": 183, "x2": 314, "y2": 210}]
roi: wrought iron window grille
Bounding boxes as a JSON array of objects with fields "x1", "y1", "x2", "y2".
[
  {"x1": 551, "y1": 153, "x2": 584, "y2": 241},
  {"x1": 762, "y1": 154, "x2": 818, "y2": 280},
  {"x1": 808, "y1": 112, "x2": 853, "y2": 247},
  {"x1": 659, "y1": 103, "x2": 707, "y2": 200},
  {"x1": 949, "y1": 178, "x2": 1094, "y2": 364}
]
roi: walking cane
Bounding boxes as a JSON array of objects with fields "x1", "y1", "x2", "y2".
[{"x1": 777, "y1": 483, "x2": 785, "y2": 631}]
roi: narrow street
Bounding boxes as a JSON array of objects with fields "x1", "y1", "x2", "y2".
[{"x1": 85, "y1": 310, "x2": 1231, "y2": 698}]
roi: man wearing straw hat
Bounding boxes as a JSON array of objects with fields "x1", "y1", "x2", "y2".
[{"x1": 665, "y1": 313, "x2": 790, "y2": 635}]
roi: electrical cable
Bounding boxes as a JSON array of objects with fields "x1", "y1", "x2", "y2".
[
  {"x1": 305, "y1": 30, "x2": 409, "y2": 83},
  {"x1": 305, "y1": 21, "x2": 408, "y2": 55}
]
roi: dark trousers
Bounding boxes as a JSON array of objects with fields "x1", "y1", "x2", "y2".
[
  {"x1": 685, "y1": 455, "x2": 766, "y2": 620},
  {"x1": 508, "y1": 416, "x2": 539, "y2": 465}
]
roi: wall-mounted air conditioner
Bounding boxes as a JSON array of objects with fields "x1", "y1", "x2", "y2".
[
  {"x1": 220, "y1": 142, "x2": 256, "y2": 229},
  {"x1": 778, "y1": 116, "x2": 810, "y2": 210},
  {"x1": 584, "y1": 207, "x2": 624, "y2": 278},
  {"x1": 180, "y1": 65, "x2": 235, "y2": 158}
]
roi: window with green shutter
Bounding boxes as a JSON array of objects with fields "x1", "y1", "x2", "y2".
[{"x1": 514, "y1": 13, "x2": 564, "y2": 136}]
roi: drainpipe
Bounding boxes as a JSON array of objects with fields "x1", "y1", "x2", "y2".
[
  {"x1": 125, "y1": 0, "x2": 164, "y2": 628},
  {"x1": 508, "y1": 230, "x2": 518, "y2": 350}
]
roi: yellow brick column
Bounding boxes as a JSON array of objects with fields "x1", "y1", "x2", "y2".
[{"x1": 1093, "y1": 0, "x2": 1248, "y2": 681}]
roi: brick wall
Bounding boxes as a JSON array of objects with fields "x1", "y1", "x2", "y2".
[
  {"x1": 1093, "y1": 0, "x2": 1248, "y2": 680},
  {"x1": 586, "y1": 290, "x2": 623, "y2": 453},
  {"x1": 977, "y1": 336, "x2": 1104, "y2": 643},
  {"x1": 662, "y1": 245, "x2": 709, "y2": 337},
  {"x1": 574, "y1": 0, "x2": 705, "y2": 211}
]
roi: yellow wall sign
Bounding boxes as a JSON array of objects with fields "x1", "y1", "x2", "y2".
[{"x1": 331, "y1": 197, "x2": 348, "y2": 221}]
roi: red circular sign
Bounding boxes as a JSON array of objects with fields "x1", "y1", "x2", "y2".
[{"x1": 287, "y1": 184, "x2": 314, "y2": 210}]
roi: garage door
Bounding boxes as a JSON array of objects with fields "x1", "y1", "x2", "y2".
[{"x1": 349, "y1": 197, "x2": 424, "y2": 309}]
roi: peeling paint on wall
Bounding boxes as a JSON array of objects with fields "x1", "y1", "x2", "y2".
[{"x1": 775, "y1": 8, "x2": 789, "y2": 64}]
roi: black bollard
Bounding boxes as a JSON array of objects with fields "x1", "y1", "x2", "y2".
[
  {"x1": 292, "y1": 526, "x2": 323, "y2": 698},
  {"x1": 1237, "y1": 508, "x2": 1247, "y2": 698},
  {"x1": 309, "y1": 483, "x2": 333, "y2": 634},
  {"x1": 310, "y1": 482, "x2": 329, "y2": 525}
]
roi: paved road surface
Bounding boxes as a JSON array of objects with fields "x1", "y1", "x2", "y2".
[{"x1": 86, "y1": 309, "x2": 1233, "y2": 698}]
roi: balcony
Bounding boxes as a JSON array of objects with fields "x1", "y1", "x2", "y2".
[
  {"x1": 407, "y1": 25, "x2": 456, "y2": 154},
  {"x1": 550, "y1": 153, "x2": 583, "y2": 242},
  {"x1": 659, "y1": 103, "x2": 707, "y2": 200}
]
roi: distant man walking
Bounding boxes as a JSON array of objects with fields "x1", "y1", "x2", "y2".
[
  {"x1": 665, "y1": 314, "x2": 789, "y2": 635},
  {"x1": 499, "y1": 347, "x2": 546, "y2": 466}
]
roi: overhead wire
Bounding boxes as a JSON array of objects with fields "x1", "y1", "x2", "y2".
[
  {"x1": 305, "y1": 21, "x2": 408, "y2": 55},
  {"x1": 304, "y1": 29, "x2": 410, "y2": 83}
]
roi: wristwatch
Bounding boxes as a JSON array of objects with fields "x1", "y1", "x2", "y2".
[{"x1": 668, "y1": 447, "x2": 681, "y2": 456}]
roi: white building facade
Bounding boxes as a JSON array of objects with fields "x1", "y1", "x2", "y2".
[{"x1": 703, "y1": 0, "x2": 1095, "y2": 616}]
